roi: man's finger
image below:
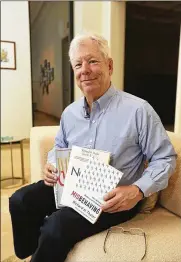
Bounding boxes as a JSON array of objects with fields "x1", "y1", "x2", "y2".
[
  {"x1": 103, "y1": 189, "x2": 116, "y2": 201},
  {"x1": 45, "y1": 176, "x2": 57, "y2": 184},
  {"x1": 46, "y1": 172, "x2": 57, "y2": 180},
  {"x1": 44, "y1": 180, "x2": 54, "y2": 187},
  {"x1": 48, "y1": 165, "x2": 57, "y2": 173},
  {"x1": 104, "y1": 200, "x2": 124, "y2": 213},
  {"x1": 45, "y1": 174, "x2": 57, "y2": 184},
  {"x1": 109, "y1": 203, "x2": 128, "y2": 213},
  {"x1": 102, "y1": 202, "x2": 118, "y2": 212},
  {"x1": 102, "y1": 197, "x2": 119, "y2": 211}
]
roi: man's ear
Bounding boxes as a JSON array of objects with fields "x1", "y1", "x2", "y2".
[{"x1": 108, "y1": 58, "x2": 113, "y2": 76}]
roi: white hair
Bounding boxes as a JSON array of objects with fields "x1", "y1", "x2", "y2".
[{"x1": 69, "y1": 32, "x2": 111, "y2": 62}]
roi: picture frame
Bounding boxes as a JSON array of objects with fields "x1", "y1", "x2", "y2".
[{"x1": 0, "y1": 41, "x2": 16, "y2": 70}]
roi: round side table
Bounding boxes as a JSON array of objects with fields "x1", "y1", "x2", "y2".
[{"x1": 1, "y1": 137, "x2": 26, "y2": 186}]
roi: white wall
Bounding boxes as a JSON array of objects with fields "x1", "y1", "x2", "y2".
[
  {"x1": 74, "y1": 1, "x2": 126, "y2": 100},
  {"x1": 1, "y1": 1, "x2": 32, "y2": 138},
  {"x1": 108, "y1": 2, "x2": 126, "y2": 93},
  {"x1": 31, "y1": 2, "x2": 69, "y2": 118}
]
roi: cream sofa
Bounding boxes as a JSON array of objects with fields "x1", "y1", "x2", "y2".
[{"x1": 30, "y1": 127, "x2": 181, "y2": 262}]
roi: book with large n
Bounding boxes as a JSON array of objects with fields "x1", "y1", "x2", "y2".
[
  {"x1": 60, "y1": 146, "x2": 123, "y2": 224},
  {"x1": 60, "y1": 146, "x2": 110, "y2": 206}
]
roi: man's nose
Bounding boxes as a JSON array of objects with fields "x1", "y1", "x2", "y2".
[{"x1": 81, "y1": 62, "x2": 91, "y2": 74}]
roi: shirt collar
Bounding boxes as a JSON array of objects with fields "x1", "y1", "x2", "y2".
[
  {"x1": 83, "y1": 84, "x2": 117, "y2": 114},
  {"x1": 96, "y1": 84, "x2": 116, "y2": 111}
]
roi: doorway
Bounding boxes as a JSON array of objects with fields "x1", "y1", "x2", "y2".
[
  {"x1": 124, "y1": 2, "x2": 181, "y2": 131},
  {"x1": 29, "y1": 1, "x2": 74, "y2": 127}
]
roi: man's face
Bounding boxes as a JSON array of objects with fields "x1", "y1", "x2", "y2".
[{"x1": 71, "y1": 39, "x2": 113, "y2": 98}]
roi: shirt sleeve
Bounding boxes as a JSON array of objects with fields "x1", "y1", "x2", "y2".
[
  {"x1": 47, "y1": 113, "x2": 68, "y2": 167},
  {"x1": 133, "y1": 102, "x2": 177, "y2": 197}
]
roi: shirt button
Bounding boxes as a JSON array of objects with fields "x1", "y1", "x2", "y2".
[{"x1": 92, "y1": 120, "x2": 96, "y2": 124}]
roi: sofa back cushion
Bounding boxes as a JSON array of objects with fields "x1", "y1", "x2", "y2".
[
  {"x1": 159, "y1": 131, "x2": 181, "y2": 217},
  {"x1": 30, "y1": 126, "x2": 59, "y2": 182}
]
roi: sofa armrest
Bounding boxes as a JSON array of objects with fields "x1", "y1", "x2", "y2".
[
  {"x1": 159, "y1": 131, "x2": 181, "y2": 217},
  {"x1": 30, "y1": 126, "x2": 59, "y2": 183}
]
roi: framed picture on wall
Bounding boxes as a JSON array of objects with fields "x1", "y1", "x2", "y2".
[{"x1": 0, "y1": 41, "x2": 16, "y2": 70}]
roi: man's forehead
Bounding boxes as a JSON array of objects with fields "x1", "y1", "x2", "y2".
[
  {"x1": 72, "y1": 48, "x2": 103, "y2": 63},
  {"x1": 72, "y1": 39, "x2": 102, "y2": 57},
  {"x1": 72, "y1": 53, "x2": 98, "y2": 61}
]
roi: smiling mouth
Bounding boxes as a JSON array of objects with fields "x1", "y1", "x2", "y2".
[{"x1": 82, "y1": 79, "x2": 96, "y2": 82}]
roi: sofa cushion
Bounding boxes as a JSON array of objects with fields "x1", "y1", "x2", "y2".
[
  {"x1": 139, "y1": 192, "x2": 159, "y2": 213},
  {"x1": 159, "y1": 131, "x2": 181, "y2": 217},
  {"x1": 66, "y1": 207, "x2": 181, "y2": 262}
]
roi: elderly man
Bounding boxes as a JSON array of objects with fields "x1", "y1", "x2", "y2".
[{"x1": 9, "y1": 33, "x2": 176, "y2": 262}]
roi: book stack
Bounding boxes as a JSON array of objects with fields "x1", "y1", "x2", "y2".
[
  {"x1": 54, "y1": 148, "x2": 71, "y2": 209},
  {"x1": 54, "y1": 146, "x2": 123, "y2": 224}
]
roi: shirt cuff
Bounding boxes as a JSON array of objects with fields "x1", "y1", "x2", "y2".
[
  {"x1": 47, "y1": 148, "x2": 56, "y2": 166},
  {"x1": 133, "y1": 175, "x2": 157, "y2": 198},
  {"x1": 47, "y1": 162, "x2": 56, "y2": 168}
]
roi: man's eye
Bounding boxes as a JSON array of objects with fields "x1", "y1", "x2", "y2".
[
  {"x1": 75, "y1": 63, "x2": 81, "y2": 69},
  {"x1": 89, "y1": 60, "x2": 98, "y2": 64}
]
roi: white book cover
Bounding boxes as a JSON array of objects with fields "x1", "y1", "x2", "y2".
[
  {"x1": 54, "y1": 148, "x2": 71, "y2": 209},
  {"x1": 60, "y1": 146, "x2": 110, "y2": 209},
  {"x1": 61, "y1": 147, "x2": 123, "y2": 224}
]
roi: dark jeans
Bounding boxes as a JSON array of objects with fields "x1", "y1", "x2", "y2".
[{"x1": 9, "y1": 180, "x2": 141, "y2": 262}]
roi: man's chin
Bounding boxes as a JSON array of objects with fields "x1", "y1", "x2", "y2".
[{"x1": 81, "y1": 84, "x2": 98, "y2": 94}]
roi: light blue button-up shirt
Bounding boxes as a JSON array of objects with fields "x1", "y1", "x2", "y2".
[{"x1": 48, "y1": 85, "x2": 176, "y2": 197}]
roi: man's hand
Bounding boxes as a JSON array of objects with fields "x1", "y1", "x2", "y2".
[
  {"x1": 102, "y1": 185, "x2": 143, "y2": 213},
  {"x1": 43, "y1": 163, "x2": 58, "y2": 187}
]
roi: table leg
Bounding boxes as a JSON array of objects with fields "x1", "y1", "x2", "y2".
[
  {"x1": 20, "y1": 140, "x2": 25, "y2": 184},
  {"x1": 10, "y1": 142, "x2": 14, "y2": 178}
]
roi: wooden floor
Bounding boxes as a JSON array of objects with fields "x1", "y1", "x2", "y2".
[{"x1": 33, "y1": 110, "x2": 60, "y2": 126}]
